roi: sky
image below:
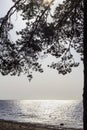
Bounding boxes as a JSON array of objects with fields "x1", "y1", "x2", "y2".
[{"x1": 0, "y1": 0, "x2": 83, "y2": 100}]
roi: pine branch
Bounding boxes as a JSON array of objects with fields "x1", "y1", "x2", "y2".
[{"x1": 0, "y1": 0, "x2": 25, "y2": 36}]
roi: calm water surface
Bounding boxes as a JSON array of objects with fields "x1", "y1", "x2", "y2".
[{"x1": 0, "y1": 100, "x2": 83, "y2": 129}]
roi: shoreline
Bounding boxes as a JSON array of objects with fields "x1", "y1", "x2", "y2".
[{"x1": 0, "y1": 119, "x2": 83, "y2": 130}]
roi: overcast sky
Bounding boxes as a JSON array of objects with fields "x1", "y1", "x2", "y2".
[{"x1": 0, "y1": 0, "x2": 83, "y2": 100}]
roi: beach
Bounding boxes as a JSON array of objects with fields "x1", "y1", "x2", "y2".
[{"x1": 0, "y1": 120, "x2": 83, "y2": 130}]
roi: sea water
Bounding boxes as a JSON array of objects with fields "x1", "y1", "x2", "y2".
[{"x1": 0, "y1": 100, "x2": 83, "y2": 129}]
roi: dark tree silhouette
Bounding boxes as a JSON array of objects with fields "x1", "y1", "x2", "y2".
[
  {"x1": 84, "y1": 0, "x2": 87, "y2": 129},
  {"x1": 0, "y1": 0, "x2": 84, "y2": 128}
]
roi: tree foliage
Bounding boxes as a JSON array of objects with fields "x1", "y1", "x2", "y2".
[
  {"x1": 47, "y1": 0, "x2": 83, "y2": 74},
  {"x1": 0, "y1": 0, "x2": 83, "y2": 81}
]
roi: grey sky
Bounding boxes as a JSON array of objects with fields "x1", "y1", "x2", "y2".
[{"x1": 0, "y1": 0, "x2": 83, "y2": 100}]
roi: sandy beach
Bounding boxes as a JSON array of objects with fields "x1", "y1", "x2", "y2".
[{"x1": 0, "y1": 120, "x2": 83, "y2": 130}]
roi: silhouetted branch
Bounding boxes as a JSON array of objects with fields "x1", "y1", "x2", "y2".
[
  {"x1": 56, "y1": 0, "x2": 82, "y2": 29},
  {"x1": 19, "y1": 4, "x2": 51, "y2": 52},
  {"x1": 0, "y1": 0, "x2": 25, "y2": 37}
]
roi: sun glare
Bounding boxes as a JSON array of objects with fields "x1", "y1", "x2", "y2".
[{"x1": 43, "y1": 0, "x2": 54, "y2": 6}]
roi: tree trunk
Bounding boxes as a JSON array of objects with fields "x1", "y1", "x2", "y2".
[{"x1": 83, "y1": 0, "x2": 87, "y2": 129}]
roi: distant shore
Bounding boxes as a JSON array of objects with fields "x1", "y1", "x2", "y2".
[{"x1": 0, "y1": 119, "x2": 83, "y2": 130}]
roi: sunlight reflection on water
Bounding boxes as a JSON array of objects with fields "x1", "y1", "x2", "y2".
[{"x1": 0, "y1": 100, "x2": 83, "y2": 129}]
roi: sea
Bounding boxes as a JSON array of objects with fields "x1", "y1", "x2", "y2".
[{"x1": 0, "y1": 100, "x2": 83, "y2": 129}]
